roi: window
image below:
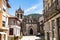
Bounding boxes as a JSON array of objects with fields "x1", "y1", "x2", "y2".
[
  {"x1": 21, "y1": 14, "x2": 22, "y2": 19},
  {"x1": 2, "y1": 21, "x2": 5, "y2": 27},
  {"x1": 11, "y1": 20, "x2": 16, "y2": 25},
  {"x1": 52, "y1": 20, "x2": 55, "y2": 29},
  {"x1": 9, "y1": 28, "x2": 13, "y2": 35},
  {"x1": 3, "y1": 8, "x2": 6, "y2": 12},
  {"x1": 2, "y1": 15, "x2": 6, "y2": 21},
  {"x1": 17, "y1": 14, "x2": 19, "y2": 18}
]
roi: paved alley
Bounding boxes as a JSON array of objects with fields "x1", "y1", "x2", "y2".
[{"x1": 21, "y1": 36, "x2": 41, "y2": 40}]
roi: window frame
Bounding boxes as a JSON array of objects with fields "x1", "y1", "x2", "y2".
[
  {"x1": 3, "y1": 8, "x2": 6, "y2": 12},
  {"x1": 2, "y1": 21, "x2": 6, "y2": 27}
]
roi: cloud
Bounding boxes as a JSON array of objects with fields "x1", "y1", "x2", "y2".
[{"x1": 25, "y1": 3, "x2": 40, "y2": 13}]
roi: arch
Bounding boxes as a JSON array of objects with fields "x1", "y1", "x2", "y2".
[{"x1": 29, "y1": 28, "x2": 33, "y2": 35}]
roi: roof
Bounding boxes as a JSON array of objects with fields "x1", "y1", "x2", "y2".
[
  {"x1": 5, "y1": 0, "x2": 11, "y2": 8},
  {"x1": 9, "y1": 16, "x2": 21, "y2": 22},
  {"x1": 7, "y1": 3, "x2": 11, "y2": 8},
  {"x1": 16, "y1": 7, "x2": 24, "y2": 13}
]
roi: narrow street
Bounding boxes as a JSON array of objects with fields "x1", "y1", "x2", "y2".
[{"x1": 21, "y1": 36, "x2": 41, "y2": 40}]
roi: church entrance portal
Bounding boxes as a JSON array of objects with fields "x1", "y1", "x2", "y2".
[{"x1": 29, "y1": 28, "x2": 33, "y2": 35}]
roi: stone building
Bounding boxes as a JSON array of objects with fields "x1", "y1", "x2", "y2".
[
  {"x1": 43, "y1": 0, "x2": 60, "y2": 40},
  {"x1": 15, "y1": 8, "x2": 41, "y2": 36},
  {"x1": 9, "y1": 7, "x2": 42, "y2": 36},
  {"x1": 23, "y1": 16, "x2": 38, "y2": 36},
  {"x1": 0, "y1": 0, "x2": 10, "y2": 40},
  {"x1": 38, "y1": 16, "x2": 44, "y2": 36}
]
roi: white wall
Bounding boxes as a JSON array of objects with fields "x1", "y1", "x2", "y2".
[{"x1": 10, "y1": 25, "x2": 21, "y2": 36}]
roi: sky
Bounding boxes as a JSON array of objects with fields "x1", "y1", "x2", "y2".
[{"x1": 8, "y1": 0, "x2": 43, "y2": 16}]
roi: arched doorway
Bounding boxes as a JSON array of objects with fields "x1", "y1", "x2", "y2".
[{"x1": 29, "y1": 28, "x2": 33, "y2": 35}]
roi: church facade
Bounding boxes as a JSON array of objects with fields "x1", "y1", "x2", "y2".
[
  {"x1": 22, "y1": 16, "x2": 38, "y2": 36},
  {"x1": 15, "y1": 7, "x2": 40, "y2": 36}
]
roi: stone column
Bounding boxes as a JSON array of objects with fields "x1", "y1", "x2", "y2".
[
  {"x1": 45, "y1": 31, "x2": 48, "y2": 40},
  {"x1": 50, "y1": 21, "x2": 53, "y2": 40},
  {"x1": 6, "y1": 33, "x2": 8, "y2": 40}
]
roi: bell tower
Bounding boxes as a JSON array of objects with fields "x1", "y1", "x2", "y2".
[{"x1": 15, "y1": 7, "x2": 24, "y2": 21}]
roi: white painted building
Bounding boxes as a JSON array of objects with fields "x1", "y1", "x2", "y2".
[{"x1": 8, "y1": 17, "x2": 21, "y2": 40}]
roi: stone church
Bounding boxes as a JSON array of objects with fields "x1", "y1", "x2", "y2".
[
  {"x1": 15, "y1": 8, "x2": 39, "y2": 36},
  {"x1": 22, "y1": 16, "x2": 38, "y2": 36}
]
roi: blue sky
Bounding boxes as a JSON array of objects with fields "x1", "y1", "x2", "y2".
[{"x1": 8, "y1": 0, "x2": 43, "y2": 16}]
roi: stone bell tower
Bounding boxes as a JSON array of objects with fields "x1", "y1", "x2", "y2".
[{"x1": 15, "y1": 7, "x2": 24, "y2": 21}]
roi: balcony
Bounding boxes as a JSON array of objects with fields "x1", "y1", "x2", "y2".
[{"x1": 43, "y1": 1, "x2": 58, "y2": 21}]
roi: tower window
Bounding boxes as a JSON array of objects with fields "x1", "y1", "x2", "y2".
[
  {"x1": 17, "y1": 14, "x2": 19, "y2": 18},
  {"x1": 21, "y1": 14, "x2": 22, "y2": 19}
]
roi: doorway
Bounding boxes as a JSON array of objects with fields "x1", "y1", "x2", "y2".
[{"x1": 29, "y1": 28, "x2": 33, "y2": 35}]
